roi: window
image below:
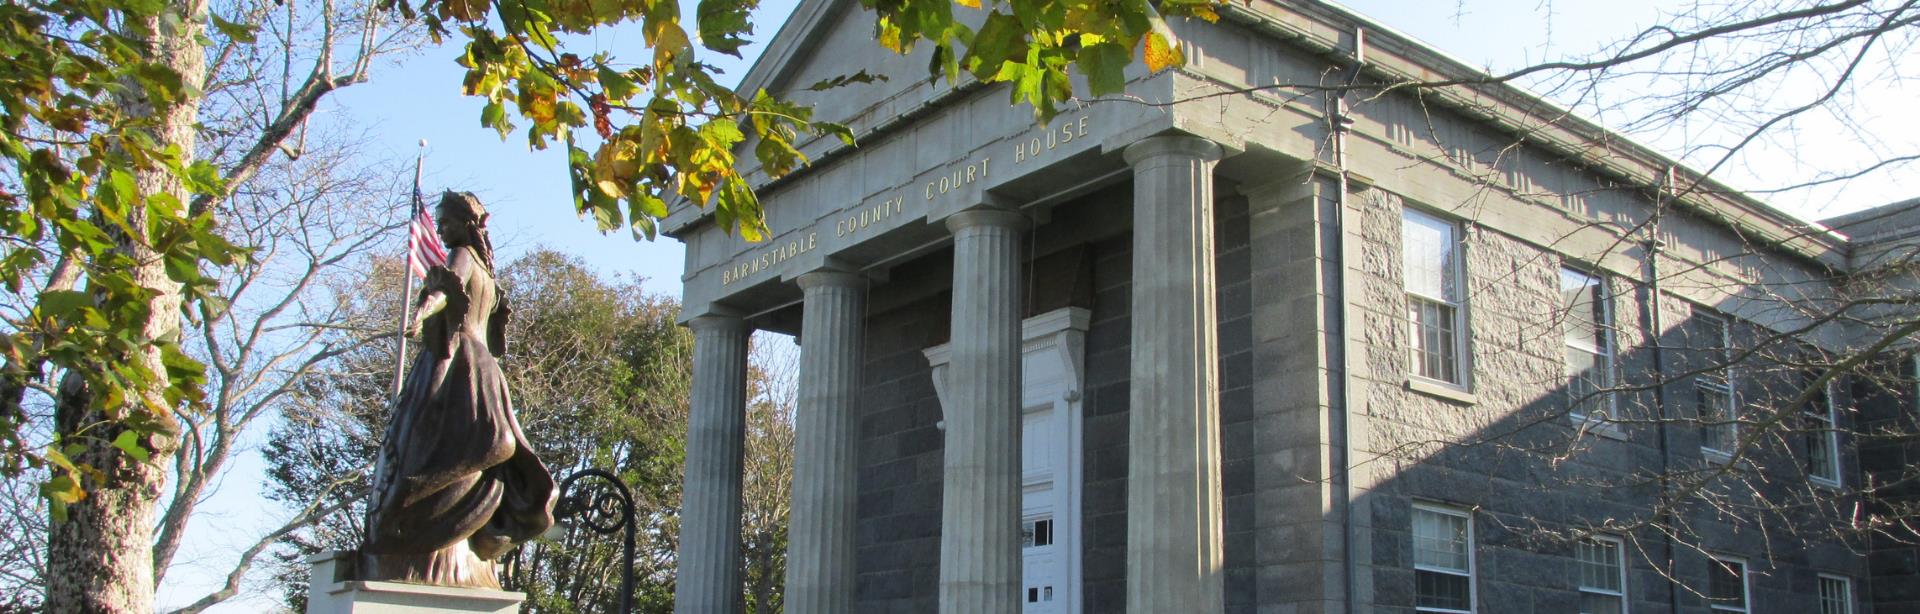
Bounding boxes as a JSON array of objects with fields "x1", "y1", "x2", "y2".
[
  {"x1": 1818, "y1": 574, "x2": 1853, "y2": 614},
  {"x1": 1413, "y1": 504, "x2": 1474, "y2": 613},
  {"x1": 1697, "y1": 379, "x2": 1736, "y2": 456},
  {"x1": 1405, "y1": 209, "x2": 1466, "y2": 386},
  {"x1": 1577, "y1": 536, "x2": 1627, "y2": 614},
  {"x1": 1803, "y1": 378, "x2": 1841, "y2": 485},
  {"x1": 1022, "y1": 517, "x2": 1054, "y2": 548},
  {"x1": 1696, "y1": 314, "x2": 1737, "y2": 457},
  {"x1": 1561, "y1": 268, "x2": 1615, "y2": 422},
  {"x1": 1707, "y1": 556, "x2": 1748, "y2": 613},
  {"x1": 1910, "y1": 355, "x2": 1919, "y2": 417}
]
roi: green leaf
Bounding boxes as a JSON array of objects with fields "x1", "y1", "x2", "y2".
[
  {"x1": 699, "y1": 118, "x2": 745, "y2": 149},
  {"x1": 209, "y1": 13, "x2": 256, "y2": 43},
  {"x1": 182, "y1": 160, "x2": 223, "y2": 195},
  {"x1": 814, "y1": 121, "x2": 856, "y2": 147},
  {"x1": 159, "y1": 342, "x2": 206, "y2": 388},
  {"x1": 38, "y1": 290, "x2": 91, "y2": 318},
  {"x1": 111, "y1": 431, "x2": 150, "y2": 462},
  {"x1": 598, "y1": 67, "x2": 637, "y2": 102},
  {"x1": 696, "y1": 0, "x2": 753, "y2": 57},
  {"x1": 805, "y1": 70, "x2": 889, "y2": 92},
  {"x1": 1078, "y1": 41, "x2": 1129, "y2": 96},
  {"x1": 964, "y1": 12, "x2": 1026, "y2": 81},
  {"x1": 121, "y1": 0, "x2": 165, "y2": 17}
]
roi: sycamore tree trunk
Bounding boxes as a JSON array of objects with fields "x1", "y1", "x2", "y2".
[{"x1": 45, "y1": 1, "x2": 207, "y2": 611}]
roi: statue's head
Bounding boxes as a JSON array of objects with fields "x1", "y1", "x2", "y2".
[{"x1": 436, "y1": 191, "x2": 488, "y2": 246}]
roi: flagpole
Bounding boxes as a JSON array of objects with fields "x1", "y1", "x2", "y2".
[{"x1": 391, "y1": 140, "x2": 426, "y2": 399}]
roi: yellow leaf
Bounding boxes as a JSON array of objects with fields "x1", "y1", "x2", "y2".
[
  {"x1": 1143, "y1": 31, "x2": 1184, "y2": 73},
  {"x1": 955, "y1": 0, "x2": 980, "y2": 8}
]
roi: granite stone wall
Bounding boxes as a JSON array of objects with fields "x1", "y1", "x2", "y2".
[
  {"x1": 1344, "y1": 186, "x2": 1869, "y2": 613},
  {"x1": 853, "y1": 251, "x2": 951, "y2": 614}
]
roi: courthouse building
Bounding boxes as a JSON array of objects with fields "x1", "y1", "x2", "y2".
[{"x1": 659, "y1": 0, "x2": 1920, "y2": 612}]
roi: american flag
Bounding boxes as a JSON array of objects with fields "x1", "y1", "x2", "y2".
[{"x1": 407, "y1": 186, "x2": 447, "y2": 279}]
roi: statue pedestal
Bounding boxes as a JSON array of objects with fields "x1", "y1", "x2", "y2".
[{"x1": 305, "y1": 551, "x2": 525, "y2": 614}]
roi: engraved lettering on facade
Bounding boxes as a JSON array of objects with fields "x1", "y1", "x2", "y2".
[
  {"x1": 1015, "y1": 114, "x2": 1091, "y2": 164},
  {"x1": 924, "y1": 157, "x2": 992, "y2": 201},
  {"x1": 722, "y1": 111, "x2": 1096, "y2": 290},
  {"x1": 721, "y1": 231, "x2": 820, "y2": 286}
]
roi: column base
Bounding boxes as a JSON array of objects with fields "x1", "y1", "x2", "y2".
[{"x1": 306, "y1": 551, "x2": 525, "y2": 614}]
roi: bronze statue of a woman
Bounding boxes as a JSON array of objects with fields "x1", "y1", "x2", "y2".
[{"x1": 361, "y1": 191, "x2": 556, "y2": 589}]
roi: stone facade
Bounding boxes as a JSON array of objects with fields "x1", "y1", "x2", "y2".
[{"x1": 660, "y1": 0, "x2": 1918, "y2": 612}]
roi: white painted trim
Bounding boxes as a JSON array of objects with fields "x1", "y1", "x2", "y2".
[
  {"x1": 925, "y1": 307, "x2": 1091, "y2": 613},
  {"x1": 1576, "y1": 535, "x2": 1629, "y2": 614},
  {"x1": 1707, "y1": 555, "x2": 1750, "y2": 614},
  {"x1": 1411, "y1": 502, "x2": 1476, "y2": 614},
  {"x1": 1808, "y1": 379, "x2": 1843, "y2": 487},
  {"x1": 1816, "y1": 573, "x2": 1855, "y2": 614}
]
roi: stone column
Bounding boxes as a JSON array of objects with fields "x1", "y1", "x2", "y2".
[
  {"x1": 675, "y1": 315, "x2": 750, "y2": 614},
  {"x1": 783, "y1": 270, "x2": 867, "y2": 613},
  {"x1": 1123, "y1": 134, "x2": 1225, "y2": 613},
  {"x1": 938, "y1": 208, "x2": 1027, "y2": 614}
]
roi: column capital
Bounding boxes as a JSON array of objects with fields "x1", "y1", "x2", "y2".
[
  {"x1": 796, "y1": 269, "x2": 868, "y2": 291},
  {"x1": 943, "y1": 207, "x2": 1029, "y2": 235},
  {"x1": 1123, "y1": 133, "x2": 1223, "y2": 166},
  {"x1": 686, "y1": 313, "x2": 749, "y2": 335}
]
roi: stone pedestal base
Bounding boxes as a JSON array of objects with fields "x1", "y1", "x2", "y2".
[{"x1": 306, "y1": 551, "x2": 525, "y2": 614}]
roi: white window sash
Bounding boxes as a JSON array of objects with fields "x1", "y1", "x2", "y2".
[
  {"x1": 1698, "y1": 379, "x2": 1738, "y2": 456},
  {"x1": 1807, "y1": 380, "x2": 1842, "y2": 484},
  {"x1": 1817, "y1": 574, "x2": 1853, "y2": 614},
  {"x1": 1707, "y1": 556, "x2": 1749, "y2": 614},
  {"x1": 1412, "y1": 503, "x2": 1475, "y2": 614},
  {"x1": 1577, "y1": 536, "x2": 1628, "y2": 601}
]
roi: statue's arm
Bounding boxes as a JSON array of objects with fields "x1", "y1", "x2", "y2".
[
  {"x1": 406, "y1": 250, "x2": 473, "y2": 338},
  {"x1": 406, "y1": 291, "x2": 448, "y2": 338}
]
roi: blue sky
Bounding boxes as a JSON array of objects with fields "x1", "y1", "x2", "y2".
[{"x1": 153, "y1": 0, "x2": 1916, "y2": 609}]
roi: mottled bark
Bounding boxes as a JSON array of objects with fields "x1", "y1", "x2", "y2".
[{"x1": 44, "y1": 0, "x2": 207, "y2": 611}]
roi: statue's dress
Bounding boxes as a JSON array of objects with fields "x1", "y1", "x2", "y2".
[{"x1": 362, "y1": 247, "x2": 555, "y2": 588}]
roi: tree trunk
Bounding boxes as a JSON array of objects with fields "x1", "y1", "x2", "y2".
[{"x1": 45, "y1": 0, "x2": 207, "y2": 611}]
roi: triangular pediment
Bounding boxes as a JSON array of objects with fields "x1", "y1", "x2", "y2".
[{"x1": 736, "y1": 0, "x2": 954, "y2": 130}]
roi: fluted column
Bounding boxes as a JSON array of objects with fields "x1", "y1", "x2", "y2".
[
  {"x1": 784, "y1": 270, "x2": 867, "y2": 613},
  {"x1": 675, "y1": 315, "x2": 750, "y2": 614},
  {"x1": 1123, "y1": 134, "x2": 1225, "y2": 613},
  {"x1": 938, "y1": 208, "x2": 1027, "y2": 614}
]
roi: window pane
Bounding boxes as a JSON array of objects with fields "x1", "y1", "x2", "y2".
[
  {"x1": 1416, "y1": 570, "x2": 1471, "y2": 611},
  {"x1": 1577, "y1": 539, "x2": 1623, "y2": 592},
  {"x1": 1567, "y1": 347, "x2": 1609, "y2": 417},
  {"x1": 1807, "y1": 423, "x2": 1837, "y2": 481},
  {"x1": 1410, "y1": 297, "x2": 1459, "y2": 383},
  {"x1": 1803, "y1": 380, "x2": 1839, "y2": 482},
  {"x1": 1404, "y1": 210, "x2": 1457, "y2": 301},
  {"x1": 1579, "y1": 592, "x2": 1623, "y2": 614},
  {"x1": 1708, "y1": 559, "x2": 1746, "y2": 610},
  {"x1": 1414, "y1": 508, "x2": 1469, "y2": 571},
  {"x1": 1698, "y1": 384, "x2": 1735, "y2": 453},
  {"x1": 1819, "y1": 576, "x2": 1851, "y2": 614},
  {"x1": 1560, "y1": 268, "x2": 1606, "y2": 350}
]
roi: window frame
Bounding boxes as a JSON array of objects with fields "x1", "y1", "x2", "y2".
[
  {"x1": 1695, "y1": 313, "x2": 1737, "y2": 459},
  {"x1": 1560, "y1": 266, "x2": 1618, "y2": 428},
  {"x1": 1576, "y1": 535, "x2": 1629, "y2": 614},
  {"x1": 1817, "y1": 573, "x2": 1853, "y2": 614},
  {"x1": 1403, "y1": 208, "x2": 1471, "y2": 389},
  {"x1": 1910, "y1": 354, "x2": 1919, "y2": 418},
  {"x1": 1803, "y1": 378, "x2": 1842, "y2": 487},
  {"x1": 1412, "y1": 502, "x2": 1477, "y2": 614},
  {"x1": 1706, "y1": 555, "x2": 1750, "y2": 614}
]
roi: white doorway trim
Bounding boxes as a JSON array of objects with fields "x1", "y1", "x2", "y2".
[{"x1": 926, "y1": 307, "x2": 1090, "y2": 614}]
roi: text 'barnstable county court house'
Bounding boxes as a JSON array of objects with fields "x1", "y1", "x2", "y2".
[{"x1": 655, "y1": 0, "x2": 1920, "y2": 612}]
